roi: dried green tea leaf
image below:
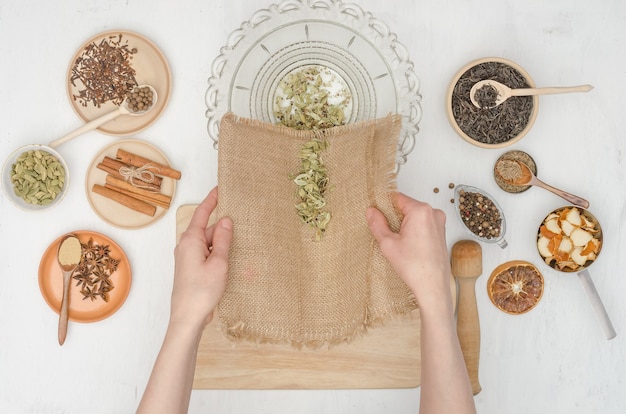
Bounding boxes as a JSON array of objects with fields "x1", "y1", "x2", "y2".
[
  {"x1": 274, "y1": 66, "x2": 351, "y2": 130},
  {"x1": 291, "y1": 137, "x2": 331, "y2": 240}
]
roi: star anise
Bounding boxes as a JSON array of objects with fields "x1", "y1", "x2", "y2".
[
  {"x1": 73, "y1": 272, "x2": 93, "y2": 289},
  {"x1": 95, "y1": 243, "x2": 110, "y2": 258},
  {"x1": 71, "y1": 238, "x2": 120, "y2": 302},
  {"x1": 103, "y1": 257, "x2": 119, "y2": 273},
  {"x1": 81, "y1": 285, "x2": 100, "y2": 301},
  {"x1": 81, "y1": 237, "x2": 98, "y2": 260}
]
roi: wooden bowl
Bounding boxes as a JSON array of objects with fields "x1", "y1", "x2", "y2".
[{"x1": 446, "y1": 57, "x2": 539, "y2": 149}]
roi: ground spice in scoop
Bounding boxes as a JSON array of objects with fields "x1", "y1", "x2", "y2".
[
  {"x1": 451, "y1": 62, "x2": 534, "y2": 145},
  {"x1": 58, "y1": 236, "x2": 81, "y2": 266},
  {"x1": 495, "y1": 159, "x2": 523, "y2": 182},
  {"x1": 493, "y1": 150, "x2": 537, "y2": 193}
]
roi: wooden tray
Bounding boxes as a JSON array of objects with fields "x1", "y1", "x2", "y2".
[{"x1": 177, "y1": 204, "x2": 449, "y2": 389}]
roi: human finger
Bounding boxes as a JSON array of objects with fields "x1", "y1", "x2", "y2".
[
  {"x1": 208, "y1": 217, "x2": 233, "y2": 260},
  {"x1": 393, "y1": 192, "x2": 428, "y2": 215},
  {"x1": 188, "y1": 187, "x2": 219, "y2": 231},
  {"x1": 366, "y1": 207, "x2": 396, "y2": 243}
]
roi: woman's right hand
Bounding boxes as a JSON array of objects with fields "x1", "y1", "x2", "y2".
[{"x1": 366, "y1": 192, "x2": 453, "y2": 312}]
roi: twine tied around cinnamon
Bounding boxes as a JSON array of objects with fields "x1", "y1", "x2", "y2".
[{"x1": 118, "y1": 163, "x2": 161, "y2": 191}]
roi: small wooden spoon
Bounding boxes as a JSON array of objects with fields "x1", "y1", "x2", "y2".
[
  {"x1": 451, "y1": 240, "x2": 483, "y2": 395},
  {"x1": 57, "y1": 234, "x2": 82, "y2": 345},
  {"x1": 470, "y1": 79, "x2": 593, "y2": 108},
  {"x1": 49, "y1": 84, "x2": 157, "y2": 149},
  {"x1": 497, "y1": 159, "x2": 589, "y2": 208}
]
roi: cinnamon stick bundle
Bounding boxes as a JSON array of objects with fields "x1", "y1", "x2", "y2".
[
  {"x1": 91, "y1": 147, "x2": 180, "y2": 217},
  {"x1": 97, "y1": 156, "x2": 163, "y2": 190}
]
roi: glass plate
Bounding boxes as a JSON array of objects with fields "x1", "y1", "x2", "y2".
[{"x1": 205, "y1": 0, "x2": 422, "y2": 165}]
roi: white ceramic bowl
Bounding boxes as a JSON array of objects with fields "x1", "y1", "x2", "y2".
[{"x1": 2, "y1": 144, "x2": 70, "y2": 211}]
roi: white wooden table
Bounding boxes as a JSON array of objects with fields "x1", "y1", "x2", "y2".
[{"x1": 1, "y1": 1, "x2": 624, "y2": 412}]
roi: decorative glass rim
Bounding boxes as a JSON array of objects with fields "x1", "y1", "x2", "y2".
[{"x1": 205, "y1": 0, "x2": 422, "y2": 166}]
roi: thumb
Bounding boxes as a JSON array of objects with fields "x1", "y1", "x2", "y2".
[
  {"x1": 209, "y1": 217, "x2": 233, "y2": 259},
  {"x1": 366, "y1": 207, "x2": 394, "y2": 243}
]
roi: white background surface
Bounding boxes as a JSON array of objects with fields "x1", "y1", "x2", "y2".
[{"x1": 1, "y1": 0, "x2": 625, "y2": 413}]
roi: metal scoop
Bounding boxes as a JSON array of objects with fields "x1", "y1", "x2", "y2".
[{"x1": 496, "y1": 159, "x2": 589, "y2": 208}]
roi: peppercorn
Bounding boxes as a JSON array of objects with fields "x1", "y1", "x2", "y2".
[{"x1": 457, "y1": 190, "x2": 502, "y2": 239}]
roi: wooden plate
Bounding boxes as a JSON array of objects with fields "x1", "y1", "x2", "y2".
[
  {"x1": 38, "y1": 231, "x2": 131, "y2": 323},
  {"x1": 85, "y1": 138, "x2": 176, "y2": 229},
  {"x1": 66, "y1": 30, "x2": 171, "y2": 135}
]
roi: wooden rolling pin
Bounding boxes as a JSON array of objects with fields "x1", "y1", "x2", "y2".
[{"x1": 451, "y1": 240, "x2": 483, "y2": 395}]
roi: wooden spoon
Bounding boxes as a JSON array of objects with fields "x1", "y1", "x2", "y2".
[
  {"x1": 470, "y1": 79, "x2": 593, "y2": 108},
  {"x1": 497, "y1": 159, "x2": 589, "y2": 208},
  {"x1": 451, "y1": 240, "x2": 483, "y2": 395},
  {"x1": 57, "y1": 234, "x2": 82, "y2": 345},
  {"x1": 48, "y1": 84, "x2": 158, "y2": 149}
]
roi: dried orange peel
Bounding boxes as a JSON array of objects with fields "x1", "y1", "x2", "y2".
[
  {"x1": 537, "y1": 207, "x2": 601, "y2": 272},
  {"x1": 487, "y1": 260, "x2": 544, "y2": 314}
]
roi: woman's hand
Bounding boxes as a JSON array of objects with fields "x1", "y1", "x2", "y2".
[
  {"x1": 137, "y1": 187, "x2": 234, "y2": 414},
  {"x1": 366, "y1": 192, "x2": 452, "y2": 312},
  {"x1": 170, "y1": 187, "x2": 233, "y2": 331},
  {"x1": 366, "y1": 192, "x2": 476, "y2": 414}
]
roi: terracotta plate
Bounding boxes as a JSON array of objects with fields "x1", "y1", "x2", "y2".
[
  {"x1": 67, "y1": 30, "x2": 171, "y2": 135},
  {"x1": 38, "y1": 231, "x2": 131, "y2": 323},
  {"x1": 85, "y1": 138, "x2": 176, "y2": 229}
]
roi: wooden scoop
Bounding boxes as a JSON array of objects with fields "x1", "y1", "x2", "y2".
[
  {"x1": 470, "y1": 79, "x2": 593, "y2": 108},
  {"x1": 451, "y1": 240, "x2": 483, "y2": 395},
  {"x1": 48, "y1": 84, "x2": 157, "y2": 149},
  {"x1": 57, "y1": 234, "x2": 82, "y2": 345},
  {"x1": 498, "y1": 159, "x2": 589, "y2": 208}
]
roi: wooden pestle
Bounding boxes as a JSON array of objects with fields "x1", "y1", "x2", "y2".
[{"x1": 451, "y1": 240, "x2": 483, "y2": 395}]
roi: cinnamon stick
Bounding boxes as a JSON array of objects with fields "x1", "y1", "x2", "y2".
[
  {"x1": 105, "y1": 175, "x2": 172, "y2": 209},
  {"x1": 92, "y1": 184, "x2": 156, "y2": 216},
  {"x1": 99, "y1": 156, "x2": 163, "y2": 188},
  {"x1": 104, "y1": 184, "x2": 169, "y2": 209},
  {"x1": 116, "y1": 149, "x2": 181, "y2": 180}
]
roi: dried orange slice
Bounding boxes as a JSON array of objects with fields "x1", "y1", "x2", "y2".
[{"x1": 487, "y1": 261, "x2": 544, "y2": 315}]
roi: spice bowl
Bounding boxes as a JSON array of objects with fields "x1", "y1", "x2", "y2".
[
  {"x1": 493, "y1": 150, "x2": 537, "y2": 193},
  {"x1": 535, "y1": 206, "x2": 616, "y2": 339},
  {"x1": 454, "y1": 184, "x2": 507, "y2": 248},
  {"x1": 2, "y1": 144, "x2": 70, "y2": 211},
  {"x1": 446, "y1": 57, "x2": 539, "y2": 148}
]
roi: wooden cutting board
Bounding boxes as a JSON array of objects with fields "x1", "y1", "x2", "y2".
[{"x1": 176, "y1": 204, "x2": 454, "y2": 389}]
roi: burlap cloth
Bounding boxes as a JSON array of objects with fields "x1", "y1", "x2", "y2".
[{"x1": 216, "y1": 112, "x2": 417, "y2": 348}]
